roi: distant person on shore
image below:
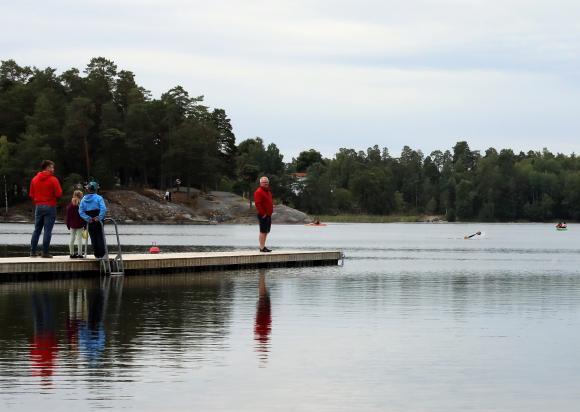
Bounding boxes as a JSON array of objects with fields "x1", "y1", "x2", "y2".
[
  {"x1": 254, "y1": 176, "x2": 273, "y2": 252},
  {"x1": 79, "y1": 182, "x2": 107, "y2": 259},
  {"x1": 65, "y1": 190, "x2": 85, "y2": 259},
  {"x1": 29, "y1": 160, "x2": 63, "y2": 258}
]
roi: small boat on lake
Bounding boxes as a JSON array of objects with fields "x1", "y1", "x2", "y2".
[
  {"x1": 306, "y1": 218, "x2": 327, "y2": 227},
  {"x1": 556, "y1": 222, "x2": 568, "y2": 231}
]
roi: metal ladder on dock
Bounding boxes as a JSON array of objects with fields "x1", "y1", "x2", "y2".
[{"x1": 83, "y1": 217, "x2": 125, "y2": 276}]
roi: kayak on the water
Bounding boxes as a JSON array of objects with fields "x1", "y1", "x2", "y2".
[
  {"x1": 556, "y1": 221, "x2": 568, "y2": 230},
  {"x1": 464, "y1": 231, "x2": 481, "y2": 239},
  {"x1": 306, "y1": 218, "x2": 326, "y2": 227}
]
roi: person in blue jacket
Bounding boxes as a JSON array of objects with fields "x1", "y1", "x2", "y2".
[{"x1": 79, "y1": 181, "x2": 107, "y2": 258}]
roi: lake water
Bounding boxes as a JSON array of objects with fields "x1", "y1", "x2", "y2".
[{"x1": 1, "y1": 223, "x2": 580, "y2": 411}]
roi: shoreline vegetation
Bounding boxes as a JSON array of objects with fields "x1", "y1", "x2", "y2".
[
  {"x1": 1, "y1": 186, "x2": 571, "y2": 226},
  {"x1": 317, "y1": 214, "x2": 444, "y2": 223},
  {"x1": 2, "y1": 215, "x2": 573, "y2": 225},
  {"x1": 317, "y1": 215, "x2": 574, "y2": 224},
  {"x1": 2, "y1": 57, "x2": 580, "y2": 224}
]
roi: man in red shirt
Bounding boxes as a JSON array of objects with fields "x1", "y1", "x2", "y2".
[
  {"x1": 29, "y1": 160, "x2": 63, "y2": 258},
  {"x1": 254, "y1": 176, "x2": 273, "y2": 252}
]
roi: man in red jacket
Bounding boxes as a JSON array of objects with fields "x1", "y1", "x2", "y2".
[
  {"x1": 254, "y1": 176, "x2": 273, "y2": 252},
  {"x1": 29, "y1": 160, "x2": 63, "y2": 258}
]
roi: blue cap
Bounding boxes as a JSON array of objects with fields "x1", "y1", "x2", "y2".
[{"x1": 86, "y1": 181, "x2": 99, "y2": 191}]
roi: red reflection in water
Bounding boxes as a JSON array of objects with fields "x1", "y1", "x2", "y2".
[
  {"x1": 30, "y1": 293, "x2": 58, "y2": 386},
  {"x1": 30, "y1": 333, "x2": 58, "y2": 382},
  {"x1": 254, "y1": 272, "x2": 271, "y2": 356}
]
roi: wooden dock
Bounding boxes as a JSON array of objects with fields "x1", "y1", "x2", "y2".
[{"x1": 0, "y1": 250, "x2": 342, "y2": 281}]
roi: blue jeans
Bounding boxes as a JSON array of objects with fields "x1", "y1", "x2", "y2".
[{"x1": 30, "y1": 205, "x2": 57, "y2": 254}]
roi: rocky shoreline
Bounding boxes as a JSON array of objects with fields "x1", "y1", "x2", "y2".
[
  {"x1": 1, "y1": 189, "x2": 312, "y2": 225},
  {"x1": 1, "y1": 189, "x2": 449, "y2": 225}
]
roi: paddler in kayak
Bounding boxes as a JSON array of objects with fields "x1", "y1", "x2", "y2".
[{"x1": 464, "y1": 231, "x2": 481, "y2": 239}]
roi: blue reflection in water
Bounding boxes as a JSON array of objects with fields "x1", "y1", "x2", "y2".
[{"x1": 78, "y1": 288, "x2": 107, "y2": 367}]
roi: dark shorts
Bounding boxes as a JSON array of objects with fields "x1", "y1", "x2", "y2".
[{"x1": 257, "y1": 215, "x2": 272, "y2": 233}]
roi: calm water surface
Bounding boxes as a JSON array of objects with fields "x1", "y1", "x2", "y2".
[{"x1": 1, "y1": 223, "x2": 580, "y2": 411}]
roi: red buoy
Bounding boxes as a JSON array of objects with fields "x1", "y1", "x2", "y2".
[{"x1": 149, "y1": 243, "x2": 160, "y2": 254}]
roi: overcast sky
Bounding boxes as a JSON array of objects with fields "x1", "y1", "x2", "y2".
[{"x1": 3, "y1": 0, "x2": 580, "y2": 160}]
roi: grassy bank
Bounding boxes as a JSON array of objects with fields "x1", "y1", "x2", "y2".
[{"x1": 316, "y1": 214, "x2": 444, "y2": 223}]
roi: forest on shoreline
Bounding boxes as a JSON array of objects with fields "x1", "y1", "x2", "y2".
[{"x1": 1, "y1": 57, "x2": 580, "y2": 222}]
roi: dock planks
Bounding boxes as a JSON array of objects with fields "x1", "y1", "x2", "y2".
[{"x1": 0, "y1": 250, "x2": 342, "y2": 280}]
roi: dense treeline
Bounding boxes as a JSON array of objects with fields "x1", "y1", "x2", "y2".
[
  {"x1": 0, "y1": 57, "x2": 240, "y2": 194},
  {"x1": 291, "y1": 143, "x2": 580, "y2": 221},
  {"x1": 1, "y1": 58, "x2": 580, "y2": 221}
]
